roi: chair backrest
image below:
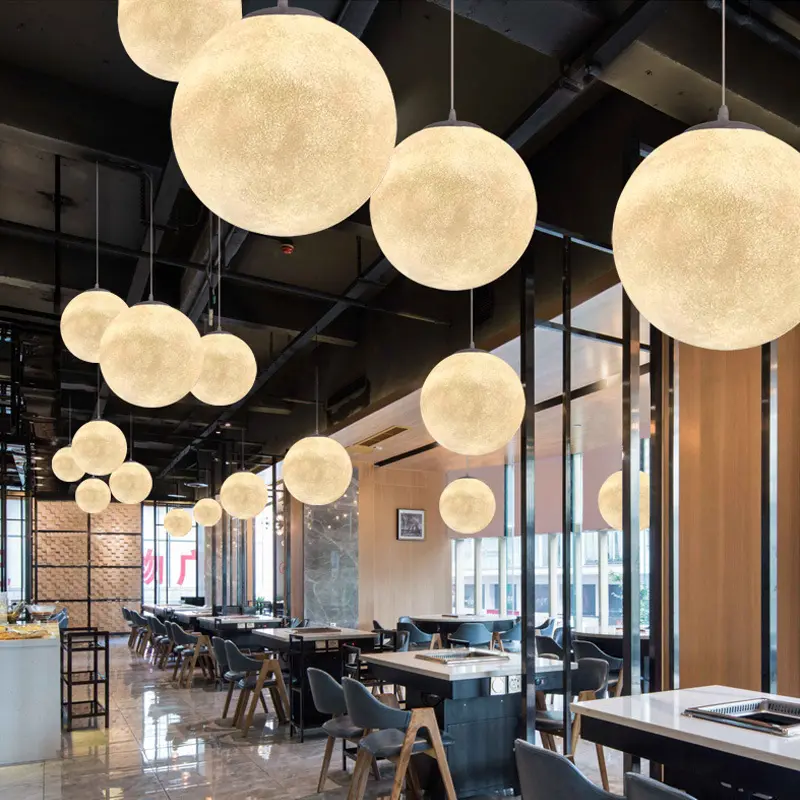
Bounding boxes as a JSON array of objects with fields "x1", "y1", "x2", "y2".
[
  {"x1": 553, "y1": 627, "x2": 563, "y2": 647},
  {"x1": 341, "y1": 644, "x2": 362, "y2": 681},
  {"x1": 573, "y1": 658, "x2": 609, "y2": 698},
  {"x1": 625, "y1": 774, "x2": 696, "y2": 800},
  {"x1": 534, "y1": 616, "x2": 554, "y2": 631},
  {"x1": 152, "y1": 617, "x2": 168, "y2": 636},
  {"x1": 501, "y1": 620, "x2": 522, "y2": 642},
  {"x1": 307, "y1": 667, "x2": 347, "y2": 716},
  {"x1": 397, "y1": 619, "x2": 432, "y2": 645},
  {"x1": 172, "y1": 624, "x2": 198, "y2": 646},
  {"x1": 122, "y1": 607, "x2": 130, "y2": 622},
  {"x1": 395, "y1": 630, "x2": 410, "y2": 652},
  {"x1": 146, "y1": 615, "x2": 158, "y2": 634},
  {"x1": 536, "y1": 635, "x2": 564, "y2": 659},
  {"x1": 515, "y1": 738, "x2": 620, "y2": 800},
  {"x1": 573, "y1": 640, "x2": 622, "y2": 672},
  {"x1": 342, "y1": 677, "x2": 411, "y2": 731},
  {"x1": 224, "y1": 639, "x2": 262, "y2": 673},
  {"x1": 373, "y1": 619, "x2": 385, "y2": 631},
  {"x1": 450, "y1": 622, "x2": 492, "y2": 646},
  {"x1": 211, "y1": 637, "x2": 228, "y2": 671}
]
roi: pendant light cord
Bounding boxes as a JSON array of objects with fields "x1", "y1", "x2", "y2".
[
  {"x1": 241, "y1": 427, "x2": 245, "y2": 470},
  {"x1": 146, "y1": 172, "x2": 155, "y2": 301},
  {"x1": 217, "y1": 216, "x2": 222, "y2": 331},
  {"x1": 207, "y1": 218, "x2": 214, "y2": 329},
  {"x1": 315, "y1": 365, "x2": 320, "y2": 434},
  {"x1": 720, "y1": 0, "x2": 728, "y2": 119},
  {"x1": 68, "y1": 396, "x2": 72, "y2": 443},
  {"x1": 469, "y1": 289, "x2": 474, "y2": 348},
  {"x1": 94, "y1": 162, "x2": 100, "y2": 289},
  {"x1": 449, "y1": 0, "x2": 456, "y2": 121},
  {"x1": 129, "y1": 413, "x2": 133, "y2": 461},
  {"x1": 95, "y1": 366, "x2": 100, "y2": 420}
]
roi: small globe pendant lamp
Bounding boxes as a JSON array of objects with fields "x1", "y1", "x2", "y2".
[
  {"x1": 118, "y1": 0, "x2": 242, "y2": 82},
  {"x1": 60, "y1": 164, "x2": 127, "y2": 363},
  {"x1": 171, "y1": 0, "x2": 397, "y2": 237},
  {"x1": 71, "y1": 373, "x2": 128, "y2": 476},
  {"x1": 597, "y1": 471, "x2": 650, "y2": 531},
  {"x1": 369, "y1": 0, "x2": 536, "y2": 291},
  {"x1": 193, "y1": 497, "x2": 222, "y2": 527},
  {"x1": 440, "y1": 471, "x2": 495, "y2": 535},
  {"x1": 75, "y1": 478, "x2": 111, "y2": 515},
  {"x1": 51, "y1": 399, "x2": 85, "y2": 484},
  {"x1": 109, "y1": 416, "x2": 152, "y2": 504},
  {"x1": 164, "y1": 507, "x2": 194, "y2": 538},
  {"x1": 100, "y1": 178, "x2": 203, "y2": 408},
  {"x1": 421, "y1": 292, "x2": 524, "y2": 456},
  {"x1": 220, "y1": 430, "x2": 269, "y2": 519},
  {"x1": 192, "y1": 217, "x2": 257, "y2": 406},
  {"x1": 613, "y1": 0, "x2": 800, "y2": 351},
  {"x1": 283, "y1": 370, "x2": 352, "y2": 506}
]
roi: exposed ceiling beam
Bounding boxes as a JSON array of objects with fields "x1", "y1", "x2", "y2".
[{"x1": 336, "y1": 0, "x2": 380, "y2": 37}]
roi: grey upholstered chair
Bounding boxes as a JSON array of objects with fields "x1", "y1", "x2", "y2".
[
  {"x1": 342, "y1": 677, "x2": 456, "y2": 800},
  {"x1": 499, "y1": 619, "x2": 522, "y2": 652},
  {"x1": 574, "y1": 639, "x2": 624, "y2": 696},
  {"x1": 397, "y1": 617, "x2": 434, "y2": 649},
  {"x1": 448, "y1": 622, "x2": 492, "y2": 648},
  {"x1": 625, "y1": 774, "x2": 697, "y2": 800},
  {"x1": 307, "y1": 668, "x2": 367, "y2": 792},
  {"x1": 515, "y1": 738, "x2": 621, "y2": 800}
]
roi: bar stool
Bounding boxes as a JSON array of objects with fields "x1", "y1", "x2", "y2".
[
  {"x1": 308, "y1": 668, "x2": 372, "y2": 792},
  {"x1": 342, "y1": 676, "x2": 456, "y2": 800},
  {"x1": 224, "y1": 640, "x2": 289, "y2": 737},
  {"x1": 447, "y1": 622, "x2": 492, "y2": 649}
]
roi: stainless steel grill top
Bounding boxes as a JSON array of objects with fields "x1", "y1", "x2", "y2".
[
  {"x1": 415, "y1": 648, "x2": 510, "y2": 666},
  {"x1": 684, "y1": 698, "x2": 800, "y2": 737}
]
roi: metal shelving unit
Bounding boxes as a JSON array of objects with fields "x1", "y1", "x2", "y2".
[{"x1": 60, "y1": 628, "x2": 109, "y2": 731}]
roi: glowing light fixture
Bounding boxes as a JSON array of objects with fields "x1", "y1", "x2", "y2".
[
  {"x1": 439, "y1": 477, "x2": 495, "y2": 535},
  {"x1": 171, "y1": 0, "x2": 397, "y2": 236},
  {"x1": 193, "y1": 497, "x2": 222, "y2": 527},
  {"x1": 369, "y1": 0, "x2": 535, "y2": 290},
  {"x1": 164, "y1": 507, "x2": 193, "y2": 538},
  {"x1": 118, "y1": 0, "x2": 242, "y2": 82},
  {"x1": 220, "y1": 471, "x2": 268, "y2": 519},
  {"x1": 109, "y1": 461, "x2": 152, "y2": 505},
  {"x1": 283, "y1": 436, "x2": 352, "y2": 506},
  {"x1": 597, "y1": 471, "x2": 650, "y2": 531},
  {"x1": 51, "y1": 447, "x2": 84, "y2": 483},
  {"x1": 421, "y1": 349, "x2": 524, "y2": 456},
  {"x1": 75, "y1": 478, "x2": 111, "y2": 515},
  {"x1": 99, "y1": 180, "x2": 203, "y2": 407},
  {"x1": 192, "y1": 218, "x2": 257, "y2": 405},
  {"x1": 60, "y1": 165, "x2": 127, "y2": 362},
  {"x1": 71, "y1": 419, "x2": 127, "y2": 477},
  {"x1": 613, "y1": 0, "x2": 800, "y2": 350}
]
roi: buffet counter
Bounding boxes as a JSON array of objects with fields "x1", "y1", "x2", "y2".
[{"x1": 0, "y1": 623, "x2": 61, "y2": 764}]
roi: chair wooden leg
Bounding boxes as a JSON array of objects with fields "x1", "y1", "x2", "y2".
[
  {"x1": 614, "y1": 673, "x2": 624, "y2": 697},
  {"x1": 222, "y1": 682, "x2": 235, "y2": 719},
  {"x1": 596, "y1": 743, "x2": 609, "y2": 792},
  {"x1": 318, "y1": 735, "x2": 336, "y2": 793},
  {"x1": 232, "y1": 688, "x2": 249, "y2": 727},
  {"x1": 406, "y1": 759, "x2": 423, "y2": 800},
  {"x1": 389, "y1": 729, "x2": 417, "y2": 800},
  {"x1": 172, "y1": 652, "x2": 183, "y2": 681},
  {"x1": 347, "y1": 748, "x2": 373, "y2": 800},
  {"x1": 429, "y1": 633, "x2": 442, "y2": 650},
  {"x1": 425, "y1": 718, "x2": 457, "y2": 800},
  {"x1": 259, "y1": 692, "x2": 268, "y2": 713},
  {"x1": 269, "y1": 661, "x2": 290, "y2": 724}
]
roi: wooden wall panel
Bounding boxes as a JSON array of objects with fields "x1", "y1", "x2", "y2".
[
  {"x1": 778, "y1": 327, "x2": 800, "y2": 696},
  {"x1": 358, "y1": 466, "x2": 450, "y2": 629},
  {"x1": 679, "y1": 344, "x2": 761, "y2": 690}
]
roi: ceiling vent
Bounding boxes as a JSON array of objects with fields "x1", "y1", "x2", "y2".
[{"x1": 353, "y1": 426, "x2": 409, "y2": 451}]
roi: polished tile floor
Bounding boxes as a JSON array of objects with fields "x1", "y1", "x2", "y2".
[{"x1": 0, "y1": 638, "x2": 625, "y2": 799}]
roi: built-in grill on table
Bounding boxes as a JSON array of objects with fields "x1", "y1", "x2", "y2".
[
  {"x1": 684, "y1": 698, "x2": 800, "y2": 736},
  {"x1": 415, "y1": 648, "x2": 510, "y2": 666}
]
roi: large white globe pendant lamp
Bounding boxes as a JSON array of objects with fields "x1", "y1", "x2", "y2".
[
  {"x1": 597, "y1": 471, "x2": 650, "y2": 532},
  {"x1": 71, "y1": 419, "x2": 127, "y2": 477},
  {"x1": 118, "y1": 0, "x2": 242, "y2": 82},
  {"x1": 75, "y1": 478, "x2": 111, "y2": 515},
  {"x1": 164, "y1": 507, "x2": 194, "y2": 538},
  {"x1": 60, "y1": 165, "x2": 127, "y2": 362},
  {"x1": 440, "y1": 477, "x2": 496, "y2": 535},
  {"x1": 613, "y1": 1, "x2": 800, "y2": 351},
  {"x1": 193, "y1": 497, "x2": 222, "y2": 527},
  {"x1": 171, "y1": 0, "x2": 397, "y2": 237},
  {"x1": 283, "y1": 436, "x2": 353, "y2": 506},
  {"x1": 421, "y1": 349, "x2": 524, "y2": 456},
  {"x1": 52, "y1": 447, "x2": 84, "y2": 483},
  {"x1": 220, "y1": 471, "x2": 269, "y2": 519},
  {"x1": 369, "y1": 0, "x2": 536, "y2": 291},
  {"x1": 109, "y1": 462, "x2": 152, "y2": 505}
]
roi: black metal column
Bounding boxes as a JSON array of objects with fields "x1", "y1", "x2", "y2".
[
  {"x1": 272, "y1": 457, "x2": 278, "y2": 610},
  {"x1": 519, "y1": 251, "x2": 537, "y2": 742},
  {"x1": 622, "y1": 289, "x2": 642, "y2": 696},
  {"x1": 0, "y1": 439, "x2": 6, "y2": 592},
  {"x1": 561, "y1": 238, "x2": 573, "y2": 750},
  {"x1": 667, "y1": 338, "x2": 679, "y2": 689},
  {"x1": 761, "y1": 340, "x2": 778, "y2": 693}
]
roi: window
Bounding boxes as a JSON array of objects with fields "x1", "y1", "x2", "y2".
[{"x1": 4, "y1": 497, "x2": 26, "y2": 604}]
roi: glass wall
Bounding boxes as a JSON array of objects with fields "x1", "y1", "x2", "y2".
[
  {"x1": 142, "y1": 503, "x2": 201, "y2": 605},
  {"x1": 4, "y1": 495, "x2": 27, "y2": 604},
  {"x1": 253, "y1": 463, "x2": 282, "y2": 609}
]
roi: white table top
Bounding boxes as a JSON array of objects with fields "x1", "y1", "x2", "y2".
[
  {"x1": 410, "y1": 614, "x2": 517, "y2": 624},
  {"x1": 254, "y1": 627, "x2": 377, "y2": 643},
  {"x1": 363, "y1": 649, "x2": 573, "y2": 682},
  {"x1": 573, "y1": 685, "x2": 800, "y2": 772},
  {"x1": 202, "y1": 615, "x2": 279, "y2": 624}
]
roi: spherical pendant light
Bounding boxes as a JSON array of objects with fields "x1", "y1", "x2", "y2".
[
  {"x1": 193, "y1": 497, "x2": 222, "y2": 527},
  {"x1": 75, "y1": 478, "x2": 111, "y2": 515},
  {"x1": 109, "y1": 461, "x2": 152, "y2": 505},
  {"x1": 171, "y1": 4, "x2": 397, "y2": 237},
  {"x1": 164, "y1": 507, "x2": 193, "y2": 538},
  {"x1": 60, "y1": 289, "x2": 127, "y2": 363},
  {"x1": 99, "y1": 302, "x2": 203, "y2": 408},
  {"x1": 421, "y1": 350, "x2": 525, "y2": 456},
  {"x1": 220, "y1": 472, "x2": 269, "y2": 519},
  {"x1": 191, "y1": 331, "x2": 257, "y2": 406},
  {"x1": 440, "y1": 477, "x2": 496, "y2": 535},
  {"x1": 597, "y1": 471, "x2": 650, "y2": 531},
  {"x1": 613, "y1": 119, "x2": 800, "y2": 350},
  {"x1": 71, "y1": 419, "x2": 127, "y2": 476},
  {"x1": 283, "y1": 436, "x2": 352, "y2": 506},
  {"x1": 118, "y1": 0, "x2": 242, "y2": 82},
  {"x1": 51, "y1": 447, "x2": 85, "y2": 483},
  {"x1": 370, "y1": 122, "x2": 536, "y2": 290}
]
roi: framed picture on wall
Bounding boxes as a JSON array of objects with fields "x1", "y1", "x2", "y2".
[{"x1": 397, "y1": 509, "x2": 425, "y2": 541}]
